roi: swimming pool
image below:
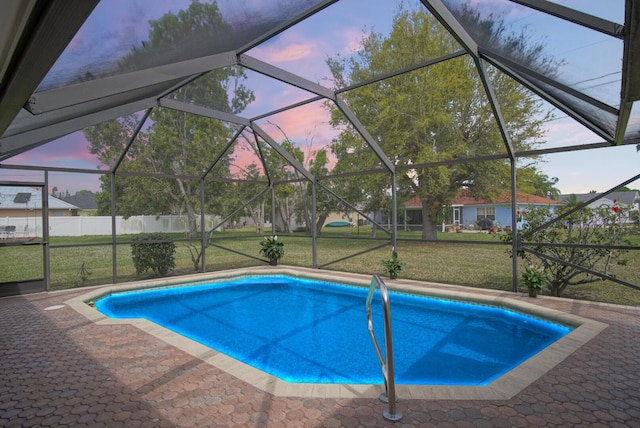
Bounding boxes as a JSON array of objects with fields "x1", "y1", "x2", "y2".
[
  {"x1": 68, "y1": 267, "x2": 607, "y2": 399},
  {"x1": 94, "y1": 274, "x2": 570, "y2": 386}
]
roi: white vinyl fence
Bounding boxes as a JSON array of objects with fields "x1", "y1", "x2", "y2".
[{"x1": 1, "y1": 215, "x2": 221, "y2": 237}]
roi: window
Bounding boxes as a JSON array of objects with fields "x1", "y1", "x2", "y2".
[
  {"x1": 406, "y1": 209, "x2": 421, "y2": 224},
  {"x1": 476, "y1": 207, "x2": 495, "y2": 220},
  {"x1": 476, "y1": 207, "x2": 495, "y2": 230}
]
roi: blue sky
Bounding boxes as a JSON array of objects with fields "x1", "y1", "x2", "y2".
[{"x1": 4, "y1": 0, "x2": 638, "y2": 195}]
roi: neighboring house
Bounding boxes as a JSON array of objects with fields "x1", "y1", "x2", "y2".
[
  {"x1": 60, "y1": 191, "x2": 98, "y2": 215},
  {"x1": 0, "y1": 186, "x2": 81, "y2": 218},
  {"x1": 559, "y1": 193, "x2": 615, "y2": 209},
  {"x1": 404, "y1": 190, "x2": 562, "y2": 230},
  {"x1": 560, "y1": 191, "x2": 640, "y2": 224}
]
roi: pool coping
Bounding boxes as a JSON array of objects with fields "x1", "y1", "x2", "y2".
[{"x1": 65, "y1": 266, "x2": 608, "y2": 401}]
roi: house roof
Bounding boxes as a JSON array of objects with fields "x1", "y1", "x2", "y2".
[
  {"x1": 609, "y1": 191, "x2": 640, "y2": 205},
  {"x1": 404, "y1": 190, "x2": 561, "y2": 208},
  {"x1": 0, "y1": 186, "x2": 80, "y2": 210},
  {"x1": 560, "y1": 191, "x2": 639, "y2": 206},
  {"x1": 61, "y1": 191, "x2": 98, "y2": 210}
]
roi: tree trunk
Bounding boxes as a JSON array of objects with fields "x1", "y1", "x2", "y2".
[
  {"x1": 303, "y1": 194, "x2": 312, "y2": 232},
  {"x1": 186, "y1": 208, "x2": 198, "y2": 238},
  {"x1": 247, "y1": 201, "x2": 264, "y2": 234},
  {"x1": 421, "y1": 200, "x2": 438, "y2": 240},
  {"x1": 256, "y1": 202, "x2": 264, "y2": 233},
  {"x1": 284, "y1": 197, "x2": 295, "y2": 233},
  {"x1": 316, "y1": 213, "x2": 328, "y2": 235},
  {"x1": 175, "y1": 178, "x2": 199, "y2": 238},
  {"x1": 277, "y1": 201, "x2": 292, "y2": 233}
]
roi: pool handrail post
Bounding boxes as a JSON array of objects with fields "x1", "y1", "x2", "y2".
[{"x1": 366, "y1": 274, "x2": 403, "y2": 421}]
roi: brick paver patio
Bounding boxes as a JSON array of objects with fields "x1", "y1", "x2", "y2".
[{"x1": 2, "y1": 273, "x2": 640, "y2": 427}]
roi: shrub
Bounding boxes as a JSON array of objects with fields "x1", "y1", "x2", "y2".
[
  {"x1": 504, "y1": 203, "x2": 632, "y2": 297},
  {"x1": 522, "y1": 265, "x2": 549, "y2": 297},
  {"x1": 259, "y1": 235, "x2": 284, "y2": 265},
  {"x1": 131, "y1": 233, "x2": 176, "y2": 277},
  {"x1": 382, "y1": 250, "x2": 404, "y2": 279}
]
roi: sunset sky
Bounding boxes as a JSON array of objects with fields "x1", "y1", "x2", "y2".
[{"x1": 3, "y1": 0, "x2": 637, "y2": 195}]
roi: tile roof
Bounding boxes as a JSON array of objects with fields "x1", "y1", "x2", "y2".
[{"x1": 404, "y1": 189, "x2": 561, "y2": 208}]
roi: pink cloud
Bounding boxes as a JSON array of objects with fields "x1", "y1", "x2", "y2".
[
  {"x1": 340, "y1": 27, "x2": 366, "y2": 54},
  {"x1": 223, "y1": 100, "x2": 341, "y2": 176},
  {"x1": 227, "y1": 134, "x2": 266, "y2": 178},
  {"x1": 256, "y1": 101, "x2": 336, "y2": 147},
  {"x1": 247, "y1": 30, "x2": 335, "y2": 84},
  {"x1": 257, "y1": 43, "x2": 315, "y2": 63},
  {"x1": 7, "y1": 132, "x2": 100, "y2": 167}
]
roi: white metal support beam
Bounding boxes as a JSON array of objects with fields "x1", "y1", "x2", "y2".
[
  {"x1": 420, "y1": 0, "x2": 478, "y2": 56},
  {"x1": 475, "y1": 58, "x2": 516, "y2": 160},
  {"x1": 615, "y1": 0, "x2": 640, "y2": 144},
  {"x1": 251, "y1": 123, "x2": 315, "y2": 182},
  {"x1": 2, "y1": 78, "x2": 184, "y2": 140},
  {"x1": 26, "y1": 51, "x2": 238, "y2": 114},
  {"x1": 486, "y1": 56, "x2": 617, "y2": 143},
  {"x1": 0, "y1": 98, "x2": 156, "y2": 159},
  {"x1": 480, "y1": 48, "x2": 619, "y2": 116},
  {"x1": 622, "y1": 0, "x2": 640, "y2": 102},
  {"x1": 510, "y1": 0, "x2": 624, "y2": 38},
  {"x1": 159, "y1": 98, "x2": 251, "y2": 127},
  {"x1": 238, "y1": 54, "x2": 336, "y2": 100},
  {"x1": 334, "y1": 97, "x2": 395, "y2": 173}
]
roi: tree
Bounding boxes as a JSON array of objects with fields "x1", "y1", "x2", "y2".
[
  {"x1": 561, "y1": 194, "x2": 580, "y2": 211},
  {"x1": 235, "y1": 163, "x2": 268, "y2": 233},
  {"x1": 84, "y1": 1, "x2": 254, "y2": 236},
  {"x1": 258, "y1": 132, "x2": 306, "y2": 233},
  {"x1": 307, "y1": 149, "x2": 339, "y2": 234},
  {"x1": 516, "y1": 167, "x2": 560, "y2": 199},
  {"x1": 514, "y1": 203, "x2": 632, "y2": 297},
  {"x1": 327, "y1": 6, "x2": 557, "y2": 239}
]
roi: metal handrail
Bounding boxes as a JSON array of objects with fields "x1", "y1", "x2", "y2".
[{"x1": 366, "y1": 274, "x2": 403, "y2": 421}]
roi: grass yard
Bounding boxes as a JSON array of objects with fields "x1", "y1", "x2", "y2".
[{"x1": 1, "y1": 227, "x2": 638, "y2": 305}]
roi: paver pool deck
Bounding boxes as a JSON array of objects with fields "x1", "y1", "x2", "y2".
[{"x1": 2, "y1": 266, "x2": 640, "y2": 427}]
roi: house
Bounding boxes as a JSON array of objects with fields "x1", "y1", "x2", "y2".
[
  {"x1": 560, "y1": 191, "x2": 640, "y2": 224},
  {"x1": 60, "y1": 190, "x2": 98, "y2": 215},
  {"x1": 403, "y1": 190, "x2": 562, "y2": 231},
  {"x1": 0, "y1": 186, "x2": 81, "y2": 218}
]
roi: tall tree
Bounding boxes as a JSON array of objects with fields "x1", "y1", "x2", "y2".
[
  {"x1": 85, "y1": 1, "x2": 254, "y2": 236},
  {"x1": 260, "y1": 136, "x2": 305, "y2": 234},
  {"x1": 516, "y1": 166, "x2": 560, "y2": 199},
  {"x1": 327, "y1": 6, "x2": 557, "y2": 239}
]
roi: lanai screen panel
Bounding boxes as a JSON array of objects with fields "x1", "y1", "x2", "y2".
[
  {"x1": 36, "y1": 0, "x2": 329, "y2": 92},
  {"x1": 439, "y1": 0, "x2": 625, "y2": 143},
  {"x1": 441, "y1": 0, "x2": 623, "y2": 105}
]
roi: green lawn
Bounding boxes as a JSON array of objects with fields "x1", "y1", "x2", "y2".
[{"x1": 1, "y1": 227, "x2": 639, "y2": 305}]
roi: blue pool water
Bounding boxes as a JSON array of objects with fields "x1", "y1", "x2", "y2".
[{"x1": 95, "y1": 275, "x2": 571, "y2": 385}]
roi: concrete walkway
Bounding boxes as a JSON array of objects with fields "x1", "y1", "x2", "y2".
[{"x1": 2, "y1": 275, "x2": 640, "y2": 427}]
